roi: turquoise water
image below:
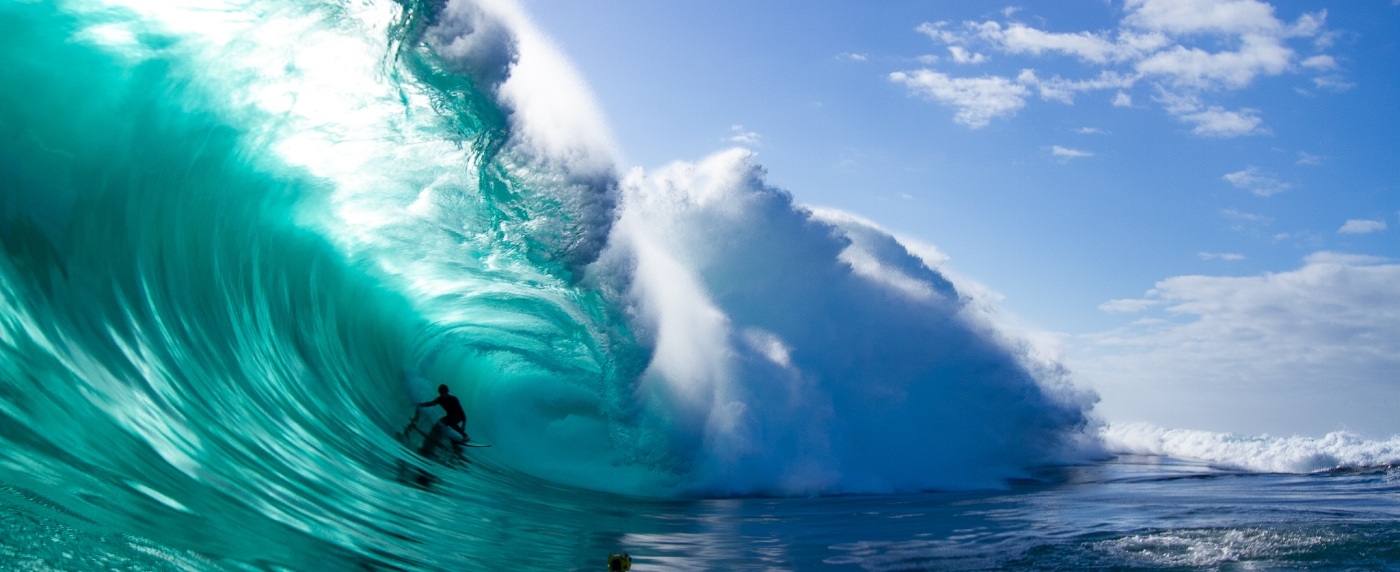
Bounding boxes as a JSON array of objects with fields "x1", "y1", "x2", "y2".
[{"x1": 2, "y1": 1, "x2": 1397, "y2": 570}]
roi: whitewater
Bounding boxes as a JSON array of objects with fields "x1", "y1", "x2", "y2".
[{"x1": 1, "y1": 0, "x2": 1398, "y2": 570}]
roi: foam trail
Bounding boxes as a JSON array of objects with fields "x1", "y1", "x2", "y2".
[{"x1": 1102, "y1": 423, "x2": 1400, "y2": 473}]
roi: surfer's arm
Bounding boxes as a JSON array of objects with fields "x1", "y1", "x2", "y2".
[{"x1": 417, "y1": 397, "x2": 440, "y2": 408}]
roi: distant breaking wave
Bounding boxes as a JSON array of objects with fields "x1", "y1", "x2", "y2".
[{"x1": 1101, "y1": 423, "x2": 1400, "y2": 473}]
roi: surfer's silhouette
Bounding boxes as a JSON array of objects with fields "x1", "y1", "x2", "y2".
[{"x1": 418, "y1": 384, "x2": 470, "y2": 445}]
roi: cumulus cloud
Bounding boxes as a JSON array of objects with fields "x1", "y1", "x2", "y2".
[
  {"x1": 889, "y1": 70, "x2": 1029, "y2": 128},
  {"x1": 1301, "y1": 54, "x2": 1336, "y2": 69},
  {"x1": 1182, "y1": 105, "x2": 1265, "y2": 136},
  {"x1": 1134, "y1": 35, "x2": 1292, "y2": 88},
  {"x1": 1072, "y1": 253, "x2": 1400, "y2": 437},
  {"x1": 947, "y1": 46, "x2": 988, "y2": 64},
  {"x1": 1338, "y1": 219, "x2": 1386, "y2": 234},
  {"x1": 1223, "y1": 166, "x2": 1290, "y2": 196},
  {"x1": 838, "y1": 52, "x2": 868, "y2": 62},
  {"x1": 981, "y1": 22, "x2": 1163, "y2": 63},
  {"x1": 1028, "y1": 70, "x2": 1138, "y2": 104},
  {"x1": 894, "y1": 1, "x2": 1330, "y2": 134},
  {"x1": 1122, "y1": 0, "x2": 1287, "y2": 35},
  {"x1": 1051, "y1": 145, "x2": 1093, "y2": 159},
  {"x1": 1158, "y1": 90, "x2": 1265, "y2": 137}
]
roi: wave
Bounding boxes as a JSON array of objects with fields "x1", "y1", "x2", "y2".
[
  {"x1": 1, "y1": 0, "x2": 1097, "y2": 538},
  {"x1": 1101, "y1": 423, "x2": 1400, "y2": 473}
]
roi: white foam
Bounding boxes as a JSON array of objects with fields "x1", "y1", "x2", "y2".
[
  {"x1": 1092, "y1": 528, "x2": 1337, "y2": 568},
  {"x1": 1101, "y1": 422, "x2": 1400, "y2": 472},
  {"x1": 590, "y1": 149, "x2": 1095, "y2": 494},
  {"x1": 431, "y1": 0, "x2": 621, "y2": 177}
]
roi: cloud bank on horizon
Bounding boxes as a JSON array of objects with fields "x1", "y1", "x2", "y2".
[
  {"x1": 1075, "y1": 253, "x2": 1400, "y2": 438},
  {"x1": 890, "y1": 0, "x2": 1336, "y2": 135}
]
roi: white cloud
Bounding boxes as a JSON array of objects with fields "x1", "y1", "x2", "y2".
[
  {"x1": 1161, "y1": 92, "x2": 1266, "y2": 137},
  {"x1": 1099, "y1": 298, "x2": 1160, "y2": 313},
  {"x1": 889, "y1": 70, "x2": 1029, "y2": 128},
  {"x1": 914, "y1": 21, "x2": 962, "y2": 45},
  {"x1": 899, "y1": 1, "x2": 1328, "y2": 134},
  {"x1": 1296, "y1": 151, "x2": 1324, "y2": 166},
  {"x1": 1199, "y1": 252, "x2": 1246, "y2": 261},
  {"x1": 1076, "y1": 127, "x2": 1108, "y2": 135},
  {"x1": 1051, "y1": 145, "x2": 1094, "y2": 159},
  {"x1": 1338, "y1": 219, "x2": 1387, "y2": 234},
  {"x1": 1311, "y1": 75, "x2": 1355, "y2": 92},
  {"x1": 838, "y1": 52, "x2": 868, "y2": 62},
  {"x1": 1123, "y1": 0, "x2": 1288, "y2": 35},
  {"x1": 1134, "y1": 35, "x2": 1292, "y2": 89},
  {"x1": 986, "y1": 22, "x2": 1140, "y2": 63},
  {"x1": 947, "y1": 45, "x2": 988, "y2": 64},
  {"x1": 1223, "y1": 167, "x2": 1290, "y2": 196},
  {"x1": 1300, "y1": 54, "x2": 1336, "y2": 69},
  {"x1": 1072, "y1": 253, "x2": 1400, "y2": 437},
  {"x1": 728, "y1": 125, "x2": 762, "y2": 146},
  {"x1": 1028, "y1": 70, "x2": 1138, "y2": 104},
  {"x1": 1183, "y1": 105, "x2": 1265, "y2": 136}
]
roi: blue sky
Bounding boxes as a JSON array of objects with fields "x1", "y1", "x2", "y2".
[{"x1": 521, "y1": 0, "x2": 1399, "y2": 438}]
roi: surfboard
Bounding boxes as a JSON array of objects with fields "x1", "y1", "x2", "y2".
[{"x1": 401, "y1": 411, "x2": 491, "y2": 452}]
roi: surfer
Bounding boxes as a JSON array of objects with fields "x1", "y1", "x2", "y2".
[
  {"x1": 418, "y1": 384, "x2": 470, "y2": 445},
  {"x1": 608, "y1": 552, "x2": 631, "y2": 572}
]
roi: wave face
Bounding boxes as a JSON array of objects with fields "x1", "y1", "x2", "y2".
[{"x1": 0, "y1": 0, "x2": 1095, "y2": 564}]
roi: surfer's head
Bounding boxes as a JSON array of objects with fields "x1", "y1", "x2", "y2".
[
  {"x1": 607, "y1": 552, "x2": 631, "y2": 571},
  {"x1": 437, "y1": 384, "x2": 449, "y2": 396}
]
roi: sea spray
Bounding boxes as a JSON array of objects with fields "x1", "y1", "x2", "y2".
[
  {"x1": 590, "y1": 149, "x2": 1097, "y2": 494},
  {"x1": 1102, "y1": 423, "x2": 1400, "y2": 473}
]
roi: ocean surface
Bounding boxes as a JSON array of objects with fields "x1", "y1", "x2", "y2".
[{"x1": 2, "y1": 1, "x2": 1398, "y2": 570}]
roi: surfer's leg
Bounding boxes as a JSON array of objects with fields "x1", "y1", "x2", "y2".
[{"x1": 447, "y1": 420, "x2": 468, "y2": 443}]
